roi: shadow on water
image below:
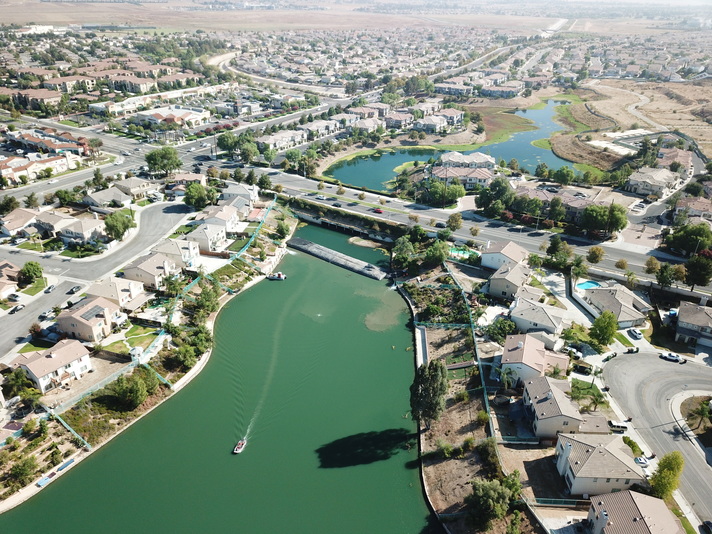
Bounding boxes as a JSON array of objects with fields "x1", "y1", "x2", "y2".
[
  {"x1": 316, "y1": 428, "x2": 417, "y2": 468},
  {"x1": 419, "y1": 514, "x2": 447, "y2": 534}
]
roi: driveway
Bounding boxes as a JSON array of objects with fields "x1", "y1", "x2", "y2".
[{"x1": 603, "y1": 353, "x2": 712, "y2": 523}]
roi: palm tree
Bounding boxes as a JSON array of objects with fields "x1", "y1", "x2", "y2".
[
  {"x1": 691, "y1": 402, "x2": 711, "y2": 429},
  {"x1": 497, "y1": 366, "x2": 517, "y2": 390},
  {"x1": 587, "y1": 390, "x2": 607, "y2": 411}
]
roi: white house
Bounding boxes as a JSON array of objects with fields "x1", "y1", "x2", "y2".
[
  {"x1": 11, "y1": 339, "x2": 92, "y2": 394},
  {"x1": 499, "y1": 334, "x2": 570, "y2": 385},
  {"x1": 555, "y1": 434, "x2": 645, "y2": 496},
  {"x1": 480, "y1": 241, "x2": 528, "y2": 270},
  {"x1": 123, "y1": 252, "x2": 179, "y2": 290},
  {"x1": 151, "y1": 238, "x2": 200, "y2": 270}
]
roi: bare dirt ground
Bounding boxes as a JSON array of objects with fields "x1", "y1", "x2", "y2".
[
  {"x1": 682, "y1": 395, "x2": 712, "y2": 448},
  {"x1": 586, "y1": 79, "x2": 712, "y2": 157}
]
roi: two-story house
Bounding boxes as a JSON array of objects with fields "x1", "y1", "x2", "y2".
[
  {"x1": 523, "y1": 377, "x2": 583, "y2": 439},
  {"x1": 11, "y1": 339, "x2": 92, "y2": 394},
  {"x1": 85, "y1": 277, "x2": 147, "y2": 311},
  {"x1": 151, "y1": 238, "x2": 200, "y2": 270},
  {"x1": 674, "y1": 301, "x2": 712, "y2": 349},
  {"x1": 56, "y1": 296, "x2": 124, "y2": 343},
  {"x1": 480, "y1": 241, "x2": 528, "y2": 270},
  {"x1": 487, "y1": 263, "x2": 532, "y2": 301},
  {"x1": 122, "y1": 252, "x2": 179, "y2": 290},
  {"x1": 499, "y1": 334, "x2": 570, "y2": 385},
  {"x1": 587, "y1": 490, "x2": 684, "y2": 534}
]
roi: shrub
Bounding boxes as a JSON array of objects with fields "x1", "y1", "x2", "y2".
[
  {"x1": 476, "y1": 437, "x2": 502, "y2": 478},
  {"x1": 454, "y1": 390, "x2": 470, "y2": 403},
  {"x1": 623, "y1": 436, "x2": 643, "y2": 457},
  {"x1": 462, "y1": 436, "x2": 476, "y2": 452},
  {"x1": 476, "y1": 410, "x2": 490, "y2": 426},
  {"x1": 437, "y1": 440, "x2": 454, "y2": 459}
]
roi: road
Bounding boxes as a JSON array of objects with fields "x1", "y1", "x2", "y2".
[{"x1": 604, "y1": 354, "x2": 712, "y2": 523}]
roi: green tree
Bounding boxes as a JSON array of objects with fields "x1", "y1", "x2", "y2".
[
  {"x1": 666, "y1": 223, "x2": 712, "y2": 255},
  {"x1": 615, "y1": 258, "x2": 628, "y2": 270},
  {"x1": 20, "y1": 387, "x2": 41, "y2": 410},
  {"x1": 552, "y1": 166, "x2": 575, "y2": 185},
  {"x1": 0, "y1": 195, "x2": 20, "y2": 215},
  {"x1": 690, "y1": 401, "x2": 711, "y2": 429},
  {"x1": 240, "y1": 142, "x2": 259, "y2": 165},
  {"x1": 184, "y1": 183, "x2": 210, "y2": 210},
  {"x1": 9, "y1": 455, "x2": 38, "y2": 486},
  {"x1": 423, "y1": 240, "x2": 449, "y2": 266},
  {"x1": 276, "y1": 221, "x2": 290, "y2": 239},
  {"x1": 257, "y1": 174, "x2": 272, "y2": 191},
  {"x1": 569, "y1": 255, "x2": 588, "y2": 279},
  {"x1": 145, "y1": 146, "x2": 182, "y2": 177},
  {"x1": 685, "y1": 254, "x2": 712, "y2": 290},
  {"x1": 19, "y1": 261, "x2": 43, "y2": 284},
  {"x1": 446, "y1": 213, "x2": 462, "y2": 231},
  {"x1": 589, "y1": 310, "x2": 618, "y2": 346},
  {"x1": 3, "y1": 368, "x2": 32, "y2": 397},
  {"x1": 465, "y1": 479, "x2": 512, "y2": 531},
  {"x1": 606, "y1": 203, "x2": 628, "y2": 234},
  {"x1": 485, "y1": 318, "x2": 516, "y2": 344},
  {"x1": 392, "y1": 235, "x2": 415, "y2": 267},
  {"x1": 528, "y1": 253, "x2": 543, "y2": 268},
  {"x1": 587, "y1": 246, "x2": 605, "y2": 264},
  {"x1": 24, "y1": 192, "x2": 39, "y2": 209},
  {"x1": 409, "y1": 359, "x2": 448, "y2": 429},
  {"x1": 216, "y1": 131, "x2": 239, "y2": 157},
  {"x1": 263, "y1": 148, "x2": 277, "y2": 166},
  {"x1": 88, "y1": 138, "x2": 103, "y2": 162},
  {"x1": 112, "y1": 374, "x2": 148, "y2": 410},
  {"x1": 650, "y1": 451, "x2": 684, "y2": 500},
  {"x1": 581, "y1": 204, "x2": 609, "y2": 232},
  {"x1": 103, "y1": 212, "x2": 136, "y2": 241},
  {"x1": 535, "y1": 162, "x2": 549, "y2": 178},
  {"x1": 656, "y1": 263, "x2": 675, "y2": 290}
]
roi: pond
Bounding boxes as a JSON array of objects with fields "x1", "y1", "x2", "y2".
[{"x1": 324, "y1": 100, "x2": 574, "y2": 191}]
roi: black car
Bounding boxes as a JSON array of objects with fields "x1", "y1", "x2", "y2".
[
  {"x1": 702, "y1": 520, "x2": 712, "y2": 534},
  {"x1": 9, "y1": 304, "x2": 25, "y2": 314},
  {"x1": 333, "y1": 202, "x2": 342, "y2": 208},
  {"x1": 69, "y1": 285, "x2": 82, "y2": 294}
]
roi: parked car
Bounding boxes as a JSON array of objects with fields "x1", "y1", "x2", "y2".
[
  {"x1": 434, "y1": 221, "x2": 447, "y2": 228},
  {"x1": 701, "y1": 520, "x2": 712, "y2": 534},
  {"x1": 8, "y1": 293, "x2": 20, "y2": 302},
  {"x1": 660, "y1": 351, "x2": 682, "y2": 362},
  {"x1": 44, "y1": 284, "x2": 56, "y2": 293},
  {"x1": 634, "y1": 456, "x2": 649, "y2": 467},
  {"x1": 333, "y1": 202, "x2": 342, "y2": 208},
  {"x1": 9, "y1": 304, "x2": 25, "y2": 314},
  {"x1": 68, "y1": 285, "x2": 82, "y2": 294},
  {"x1": 121, "y1": 150, "x2": 131, "y2": 156},
  {"x1": 628, "y1": 328, "x2": 643, "y2": 340}
]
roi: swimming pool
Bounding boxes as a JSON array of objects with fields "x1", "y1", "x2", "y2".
[{"x1": 576, "y1": 280, "x2": 601, "y2": 290}]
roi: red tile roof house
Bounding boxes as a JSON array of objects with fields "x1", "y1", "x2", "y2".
[{"x1": 11, "y1": 339, "x2": 92, "y2": 394}]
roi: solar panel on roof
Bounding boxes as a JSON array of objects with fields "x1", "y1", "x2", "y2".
[{"x1": 80, "y1": 305, "x2": 104, "y2": 321}]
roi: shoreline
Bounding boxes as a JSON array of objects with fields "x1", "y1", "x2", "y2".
[{"x1": 0, "y1": 244, "x2": 289, "y2": 515}]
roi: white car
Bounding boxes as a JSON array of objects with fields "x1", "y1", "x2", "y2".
[
  {"x1": 188, "y1": 147, "x2": 195, "y2": 152},
  {"x1": 201, "y1": 142, "x2": 210, "y2": 148},
  {"x1": 121, "y1": 150, "x2": 131, "y2": 156},
  {"x1": 315, "y1": 195, "x2": 327, "y2": 200},
  {"x1": 634, "y1": 456, "x2": 649, "y2": 467},
  {"x1": 628, "y1": 328, "x2": 643, "y2": 340},
  {"x1": 660, "y1": 351, "x2": 682, "y2": 362},
  {"x1": 48, "y1": 179, "x2": 58, "y2": 184}
]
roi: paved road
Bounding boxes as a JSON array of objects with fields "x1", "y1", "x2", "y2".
[{"x1": 604, "y1": 353, "x2": 712, "y2": 523}]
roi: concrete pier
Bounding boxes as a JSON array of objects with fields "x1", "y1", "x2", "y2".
[{"x1": 287, "y1": 237, "x2": 388, "y2": 280}]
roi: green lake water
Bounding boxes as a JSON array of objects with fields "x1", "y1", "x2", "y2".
[{"x1": 1, "y1": 226, "x2": 439, "y2": 534}]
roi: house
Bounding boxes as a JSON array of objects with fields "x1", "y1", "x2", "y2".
[
  {"x1": 58, "y1": 217, "x2": 106, "y2": 245},
  {"x1": 11, "y1": 339, "x2": 92, "y2": 394},
  {"x1": 34, "y1": 210, "x2": 76, "y2": 238},
  {"x1": 413, "y1": 115, "x2": 448, "y2": 133},
  {"x1": 523, "y1": 377, "x2": 583, "y2": 439},
  {"x1": 658, "y1": 148, "x2": 694, "y2": 176},
  {"x1": 195, "y1": 204, "x2": 240, "y2": 234},
  {"x1": 255, "y1": 130, "x2": 307, "y2": 151},
  {"x1": 83, "y1": 187, "x2": 132, "y2": 209},
  {"x1": 431, "y1": 166, "x2": 495, "y2": 189},
  {"x1": 586, "y1": 490, "x2": 685, "y2": 534},
  {"x1": 434, "y1": 108, "x2": 465, "y2": 125},
  {"x1": 56, "y1": 296, "x2": 125, "y2": 343},
  {"x1": 510, "y1": 297, "x2": 570, "y2": 336},
  {"x1": 384, "y1": 112, "x2": 414, "y2": 129},
  {"x1": 488, "y1": 263, "x2": 531, "y2": 301},
  {"x1": 296, "y1": 119, "x2": 340, "y2": 139},
  {"x1": 151, "y1": 238, "x2": 200, "y2": 270},
  {"x1": 350, "y1": 118, "x2": 383, "y2": 134},
  {"x1": 85, "y1": 276, "x2": 147, "y2": 310},
  {"x1": 133, "y1": 105, "x2": 210, "y2": 128},
  {"x1": 555, "y1": 433, "x2": 646, "y2": 496},
  {"x1": 434, "y1": 83, "x2": 473, "y2": 97},
  {"x1": 122, "y1": 252, "x2": 179, "y2": 290},
  {"x1": 0, "y1": 260, "x2": 20, "y2": 299},
  {"x1": 674, "y1": 301, "x2": 712, "y2": 348},
  {"x1": 114, "y1": 177, "x2": 156, "y2": 200},
  {"x1": 626, "y1": 167, "x2": 678, "y2": 198},
  {"x1": 185, "y1": 223, "x2": 228, "y2": 253},
  {"x1": 674, "y1": 196, "x2": 712, "y2": 221},
  {"x1": 579, "y1": 281, "x2": 652, "y2": 328},
  {"x1": 438, "y1": 151, "x2": 495, "y2": 169},
  {"x1": 331, "y1": 113, "x2": 360, "y2": 127},
  {"x1": 172, "y1": 173, "x2": 207, "y2": 187},
  {"x1": 480, "y1": 241, "x2": 528, "y2": 270},
  {"x1": 0, "y1": 208, "x2": 40, "y2": 237},
  {"x1": 499, "y1": 334, "x2": 570, "y2": 385}
]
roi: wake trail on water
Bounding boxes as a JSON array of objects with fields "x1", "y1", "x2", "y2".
[{"x1": 237, "y1": 274, "x2": 305, "y2": 442}]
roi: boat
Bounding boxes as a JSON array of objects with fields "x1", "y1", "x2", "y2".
[
  {"x1": 267, "y1": 272, "x2": 287, "y2": 281},
  {"x1": 233, "y1": 439, "x2": 247, "y2": 454}
]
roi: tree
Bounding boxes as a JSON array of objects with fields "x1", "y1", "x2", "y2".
[
  {"x1": 672, "y1": 264, "x2": 687, "y2": 285},
  {"x1": 570, "y1": 255, "x2": 588, "y2": 279},
  {"x1": 528, "y1": 253, "x2": 543, "y2": 268},
  {"x1": 644, "y1": 256, "x2": 661, "y2": 274},
  {"x1": 552, "y1": 166, "x2": 575, "y2": 185},
  {"x1": 497, "y1": 366, "x2": 517, "y2": 390},
  {"x1": 216, "y1": 131, "x2": 239, "y2": 157},
  {"x1": 240, "y1": 142, "x2": 259, "y2": 165},
  {"x1": 104, "y1": 212, "x2": 136, "y2": 241},
  {"x1": 392, "y1": 236, "x2": 415, "y2": 267},
  {"x1": 184, "y1": 183, "x2": 210, "y2": 210},
  {"x1": 257, "y1": 174, "x2": 272, "y2": 191},
  {"x1": 465, "y1": 479, "x2": 512, "y2": 531},
  {"x1": 24, "y1": 192, "x2": 39, "y2": 209},
  {"x1": 607, "y1": 203, "x2": 628, "y2": 234},
  {"x1": 358, "y1": 192, "x2": 366, "y2": 201},
  {"x1": 9, "y1": 455, "x2": 38, "y2": 486},
  {"x1": 581, "y1": 204, "x2": 609, "y2": 232},
  {"x1": 0, "y1": 195, "x2": 20, "y2": 215},
  {"x1": 650, "y1": 451, "x2": 684, "y2": 500},
  {"x1": 112, "y1": 374, "x2": 148, "y2": 410},
  {"x1": 690, "y1": 401, "x2": 711, "y2": 429},
  {"x1": 535, "y1": 162, "x2": 549, "y2": 178},
  {"x1": 276, "y1": 221, "x2": 290, "y2": 239},
  {"x1": 19, "y1": 261, "x2": 43, "y2": 285},
  {"x1": 423, "y1": 240, "x2": 449, "y2": 266},
  {"x1": 3, "y1": 368, "x2": 32, "y2": 397},
  {"x1": 587, "y1": 246, "x2": 605, "y2": 264},
  {"x1": 625, "y1": 270, "x2": 638, "y2": 289},
  {"x1": 615, "y1": 259, "x2": 628, "y2": 270},
  {"x1": 263, "y1": 148, "x2": 276, "y2": 166},
  {"x1": 317, "y1": 181, "x2": 325, "y2": 191},
  {"x1": 656, "y1": 263, "x2": 676, "y2": 290},
  {"x1": 589, "y1": 310, "x2": 618, "y2": 346},
  {"x1": 88, "y1": 137, "x2": 103, "y2": 162},
  {"x1": 666, "y1": 223, "x2": 712, "y2": 255},
  {"x1": 446, "y1": 213, "x2": 462, "y2": 231},
  {"x1": 409, "y1": 359, "x2": 448, "y2": 429},
  {"x1": 548, "y1": 196, "x2": 566, "y2": 222},
  {"x1": 145, "y1": 146, "x2": 182, "y2": 177},
  {"x1": 485, "y1": 318, "x2": 516, "y2": 344},
  {"x1": 685, "y1": 254, "x2": 712, "y2": 290}
]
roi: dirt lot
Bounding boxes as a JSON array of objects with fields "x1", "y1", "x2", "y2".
[{"x1": 498, "y1": 444, "x2": 565, "y2": 501}]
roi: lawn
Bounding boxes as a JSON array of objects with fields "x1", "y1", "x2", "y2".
[
  {"x1": 531, "y1": 138, "x2": 552, "y2": 150},
  {"x1": 126, "y1": 324, "x2": 157, "y2": 338},
  {"x1": 613, "y1": 332, "x2": 633, "y2": 347},
  {"x1": 104, "y1": 340, "x2": 129, "y2": 353},
  {"x1": 22, "y1": 277, "x2": 47, "y2": 296},
  {"x1": 228, "y1": 237, "x2": 250, "y2": 251},
  {"x1": 126, "y1": 333, "x2": 160, "y2": 350},
  {"x1": 18, "y1": 238, "x2": 52, "y2": 252},
  {"x1": 572, "y1": 378, "x2": 602, "y2": 397},
  {"x1": 60, "y1": 247, "x2": 101, "y2": 259},
  {"x1": 19, "y1": 338, "x2": 55, "y2": 353},
  {"x1": 136, "y1": 199, "x2": 151, "y2": 207},
  {"x1": 169, "y1": 224, "x2": 194, "y2": 239}
]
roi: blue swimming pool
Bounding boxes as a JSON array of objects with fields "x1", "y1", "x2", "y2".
[{"x1": 576, "y1": 280, "x2": 601, "y2": 290}]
